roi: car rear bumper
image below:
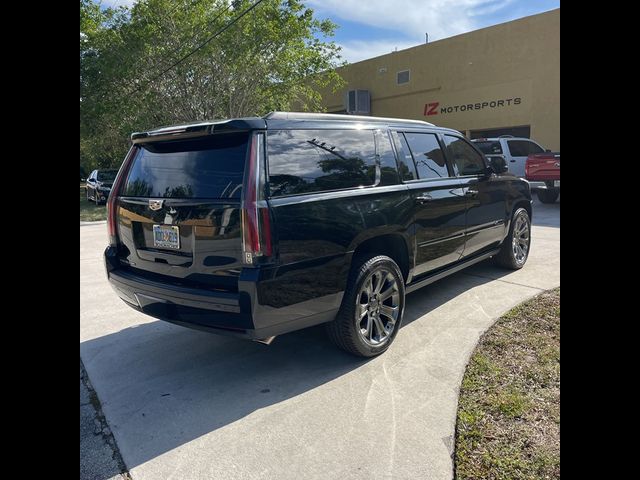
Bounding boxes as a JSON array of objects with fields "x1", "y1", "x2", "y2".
[{"x1": 104, "y1": 246, "x2": 340, "y2": 340}]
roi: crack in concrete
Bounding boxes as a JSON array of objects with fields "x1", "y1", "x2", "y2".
[{"x1": 81, "y1": 359, "x2": 133, "y2": 480}]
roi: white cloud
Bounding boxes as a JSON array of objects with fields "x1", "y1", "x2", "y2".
[
  {"x1": 308, "y1": 0, "x2": 514, "y2": 42},
  {"x1": 337, "y1": 39, "x2": 420, "y2": 64}
]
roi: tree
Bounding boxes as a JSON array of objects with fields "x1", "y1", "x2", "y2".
[{"x1": 80, "y1": 0, "x2": 345, "y2": 171}]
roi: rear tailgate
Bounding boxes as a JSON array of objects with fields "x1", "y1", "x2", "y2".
[
  {"x1": 525, "y1": 153, "x2": 560, "y2": 181},
  {"x1": 113, "y1": 132, "x2": 250, "y2": 292}
]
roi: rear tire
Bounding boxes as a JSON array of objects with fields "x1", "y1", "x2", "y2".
[
  {"x1": 326, "y1": 255, "x2": 405, "y2": 357},
  {"x1": 494, "y1": 207, "x2": 531, "y2": 270},
  {"x1": 537, "y1": 188, "x2": 559, "y2": 204}
]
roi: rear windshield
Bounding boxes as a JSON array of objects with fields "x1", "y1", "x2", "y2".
[
  {"x1": 122, "y1": 133, "x2": 248, "y2": 199},
  {"x1": 97, "y1": 170, "x2": 117, "y2": 182},
  {"x1": 473, "y1": 141, "x2": 503, "y2": 155}
]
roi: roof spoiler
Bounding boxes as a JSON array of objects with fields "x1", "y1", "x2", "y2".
[{"x1": 131, "y1": 118, "x2": 266, "y2": 144}]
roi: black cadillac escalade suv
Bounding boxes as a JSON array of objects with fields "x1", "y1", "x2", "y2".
[{"x1": 104, "y1": 112, "x2": 532, "y2": 357}]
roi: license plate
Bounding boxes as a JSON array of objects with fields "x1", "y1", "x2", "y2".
[
  {"x1": 153, "y1": 225, "x2": 180, "y2": 249},
  {"x1": 553, "y1": 180, "x2": 560, "y2": 187}
]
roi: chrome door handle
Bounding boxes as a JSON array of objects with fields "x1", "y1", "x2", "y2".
[
  {"x1": 465, "y1": 189, "x2": 478, "y2": 197},
  {"x1": 415, "y1": 194, "x2": 433, "y2": 204}
]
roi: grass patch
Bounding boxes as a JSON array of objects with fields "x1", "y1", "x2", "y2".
[
  {"x1": 455, "y1": 288, "x2": 559, "y2": 480},
  {"x1": 80, "y1": 184, "x2": 107, "y2": 222}
]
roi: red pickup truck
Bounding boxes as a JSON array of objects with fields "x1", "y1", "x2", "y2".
[{"x1": 525, "y1": 152, "x2": 560, "y2": 203}]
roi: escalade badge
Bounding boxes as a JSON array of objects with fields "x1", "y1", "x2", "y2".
[{"x1": 149, "y1": 199, "x2": 164, "y2": 211}]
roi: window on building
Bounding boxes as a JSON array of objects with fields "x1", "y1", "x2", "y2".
[
  {"x1": 443, "y1": 135, "x2": 486, "y2": 176},
  {"x1": 403, "y1": 132, "x2": 450, "y2": 180},
  {"x1": 267, "y1": 129, "x2": 377, "y2": 197},
  {"x1": 469, "y1": 125, "x2": 531, "y2": 139},
  {"x1": 397, "y1": 70, "x2": 410, "y2": 85}
]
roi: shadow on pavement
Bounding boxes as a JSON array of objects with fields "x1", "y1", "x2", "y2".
[{"x1": 81, "y1": 261, "x2": 506, "y2": 475}]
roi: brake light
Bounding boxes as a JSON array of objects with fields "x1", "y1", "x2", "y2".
[
  {"x1": 242, "y1": 133, "x2": 272, "y2": 264},
  {"x1": 107, "y1": 146, "x2": 137, "y2": 245}
]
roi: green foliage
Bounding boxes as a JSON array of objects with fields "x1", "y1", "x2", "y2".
[{"x1": 80, "y1": 0, "x2": 345, "y2": 171}]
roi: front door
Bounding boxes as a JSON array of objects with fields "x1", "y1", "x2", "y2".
[
  {"x1": 442, "y1": 134, "x2": 507, "y2": 257},
  {"x1": 506, "y1": 139, "x2": 544, "y2": 178}
]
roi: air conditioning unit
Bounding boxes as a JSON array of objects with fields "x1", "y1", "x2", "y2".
[{"x1": 344, "y1": 89, "x2": 370, "y2": 115}]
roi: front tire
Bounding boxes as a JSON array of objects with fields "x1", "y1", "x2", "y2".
[
  {"x1": 326, "y1": 255, "x2": 405, "y2": 357},
  {"x1": 494, "y1": 207, "x2": 531, "y2": 270},
  {"x1": 537, "y1": 188, "x2": 559, "y2": 204}
]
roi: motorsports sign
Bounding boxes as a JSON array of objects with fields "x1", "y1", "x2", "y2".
[{"x1": 424, "y1": 97, "x2": 522, "y2": 116}]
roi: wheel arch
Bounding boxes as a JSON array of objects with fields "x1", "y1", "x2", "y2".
[{"x1": 350, "y1": 233, "x2": 412, "y2": 284}]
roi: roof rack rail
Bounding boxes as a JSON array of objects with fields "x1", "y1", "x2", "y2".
[
  {"x1": 264, "y1": 111, "x2": 434, "y2": 126},
  {"x1": 498, "y1": 134, "x2": 515, "y2": 138}
]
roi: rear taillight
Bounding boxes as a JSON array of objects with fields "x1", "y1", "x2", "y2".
[
  {"x1": 107, "y1": 146, "x2": 137, "y2": 245},
  {"x1": 242, "y1": 133, "x2": 272, "y2": 265}
]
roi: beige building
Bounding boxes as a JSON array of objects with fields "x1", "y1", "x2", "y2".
[{"x1": 320, "y1": 8, "x2": 560, "y2": 150}]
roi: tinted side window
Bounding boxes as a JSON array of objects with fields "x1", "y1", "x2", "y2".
[
  {"x1": 375, "y1": 130, "x2": 400, "y2": 185},
  {"x1": 443, "y1": 135, "x2": 486, "y2": 176},
  {"x1": 267, "y1": 129, "x2": 377, "y2": 197},
  {"x1": 390, "y1": 131, "x2": 417, "y2": 181},
  {"x1": 526, "y1": 141, "x2": 544, "y2": 155},
  {"x1": 404, "y1": 132, "x2": 449, "y2": 180},
  {"x1": 507, "y1": 140, "x2": 542, "y2": 156}
]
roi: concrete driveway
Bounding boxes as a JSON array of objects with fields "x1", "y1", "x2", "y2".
[{"x1": 80, "y1": 198, "x2": 559, "y2": 480}]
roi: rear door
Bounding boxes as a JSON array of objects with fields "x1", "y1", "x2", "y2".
[
  {"x1": 393, "y1": 130, "x2": 467, "y2": 276},
  {"x1": 114, "y1": 132, "x2": 251, "y2": 291},
  {"x1": 506, "y1": 139, "x2": 544, "y2": 177}
]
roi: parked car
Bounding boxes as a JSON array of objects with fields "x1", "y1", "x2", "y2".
[
  {"x1": 471, "y1": 136, "x2": 552, "y2": 188},
  {"x1": 104, "y1": 112, "x2": 532, "y2": 357},
  {"x1": 526, "y1": 152, "x2": 560, "y2": 203},
  {"x1": 86, "y1": 169, "x2": 118, "y2": 205}
]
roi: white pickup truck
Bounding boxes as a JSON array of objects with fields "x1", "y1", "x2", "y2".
[{"x1": 472, "y1": 136, "x2": 554, "y2": 189}]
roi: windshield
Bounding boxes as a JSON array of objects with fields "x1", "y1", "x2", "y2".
[{"x1": 97, "y1": 170, "x2": 118, "y2": 182}]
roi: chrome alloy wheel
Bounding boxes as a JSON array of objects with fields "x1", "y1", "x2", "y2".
[
  {"x1": 355, "y1": 269, "x2": 400, "y2": 346},
  {"x1": 512, "y1": 212, "x2": 530, "y2": 265}
]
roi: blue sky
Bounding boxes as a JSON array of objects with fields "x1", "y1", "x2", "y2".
[{"x1": 101, "y1": 0, "x2": 560, "y2": 63}]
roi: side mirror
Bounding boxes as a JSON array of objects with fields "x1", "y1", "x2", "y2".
[
  {"x1": 486, "y1": 155, "x2": 508, "y2": 174},
  {"x1": 545, "y1": 149, "x2": 552, "y2": 152}
]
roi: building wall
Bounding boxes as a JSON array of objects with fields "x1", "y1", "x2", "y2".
[{"x1": 319, "y1": 9, "x2": 560, "y2": 150}]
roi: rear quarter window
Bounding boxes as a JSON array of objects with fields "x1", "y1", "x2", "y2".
[
  {"x1": 122, "y1": 133, "x2": 249, "y2": 199},
  {"x1": 267, "y1": 129, "x2": 378, "y2": 197}
]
